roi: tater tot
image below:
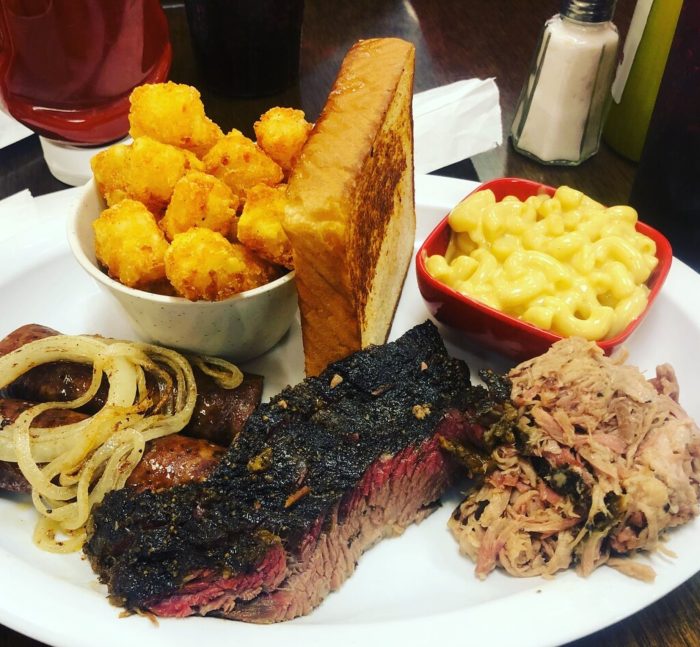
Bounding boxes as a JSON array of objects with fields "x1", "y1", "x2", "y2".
[
  {"x1": 159, "y1": 171, "x2": 239, "y2": 242},
  {"x1": 165, "y1": 228, "x2": 281, "y2": 301},
  {"x1": 254, "y1": 107, "x2": 312, "y2": 173},
  {"x1": 237, "y1": 184, "x2": 293, "y2": 269},
  {"x1": 93, "y1": 199, "x2": 170, "y2": 289},
  {"x1": 203, "y1": 129, "x2": 283, "y2": 202},
  {"x1": 128, "y1": 82, "x2": 223, "y2": 158},
  {"x1": 90, "y1": 142, "x2": 131, "y2": 204},
  {"x1": 91, "y1": 136, "x2": 203, "y2": 215}
]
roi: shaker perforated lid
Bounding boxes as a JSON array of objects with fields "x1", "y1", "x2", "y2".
[{"x1": 561, "y1": 0, "x2": 617, "y2": 22}]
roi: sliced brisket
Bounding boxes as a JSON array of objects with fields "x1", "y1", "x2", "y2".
[{"x1": 85, "y1": 322, "x2": 495, "y2": 622}]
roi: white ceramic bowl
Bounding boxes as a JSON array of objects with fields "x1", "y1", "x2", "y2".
[{"x1": 67, "y1": 180, "x2": 298, "y2": 361}]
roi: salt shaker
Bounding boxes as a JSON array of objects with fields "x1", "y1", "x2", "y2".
[{"x1": 510, "y1": 0, "x2": 619, "y2": 166}]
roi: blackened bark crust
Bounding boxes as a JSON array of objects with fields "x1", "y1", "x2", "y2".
[{"x1": 84, "y1": 322, "x2": 489, "y2": 611}]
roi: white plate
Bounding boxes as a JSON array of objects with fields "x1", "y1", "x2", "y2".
[{"x1": 1, "y1": 175, "x2": 699, "y2": 647}]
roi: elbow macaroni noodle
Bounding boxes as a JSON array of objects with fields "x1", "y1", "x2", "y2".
[{"x1": 425, "y1": 186, "x2": 659, "y2": 341}]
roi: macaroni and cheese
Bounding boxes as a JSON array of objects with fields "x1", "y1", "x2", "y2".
[{"x1": 425, "y1": 186, "x2": 658, "y2": 340}]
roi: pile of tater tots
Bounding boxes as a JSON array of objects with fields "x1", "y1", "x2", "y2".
[{"x1": 91, "y1": 82, "x2": 312, "y2": 300}]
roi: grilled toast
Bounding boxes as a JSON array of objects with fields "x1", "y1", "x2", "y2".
[{"x1": 284, "y1": 38, "x2": 416, "y2": 375}]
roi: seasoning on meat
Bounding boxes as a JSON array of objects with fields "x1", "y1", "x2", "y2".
[
  {"x1": 125, "y1": 435, "x2": 225, "y2": 493},
  {"x1": 448, "y1": 337, "x2": 700, "y2": 582}
]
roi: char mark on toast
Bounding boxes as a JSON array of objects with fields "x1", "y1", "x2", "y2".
[{"x1": 85, "y1": 322, "x2": 493, "y2": 622}]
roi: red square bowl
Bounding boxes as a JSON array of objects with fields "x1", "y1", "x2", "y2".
[{"x1": 415, "y1": 177, "x2": 673, "y2": 362}]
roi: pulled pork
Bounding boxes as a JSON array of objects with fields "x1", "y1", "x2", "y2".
[{"x1": 449, "y1": 338, "x2": 700, "y2": 582}]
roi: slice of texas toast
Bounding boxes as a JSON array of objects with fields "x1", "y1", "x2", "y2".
[{"x1": 284, "y1": 38, "x2": 416, "y2": 376}]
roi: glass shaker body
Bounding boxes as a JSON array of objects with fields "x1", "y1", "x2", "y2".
[{"x1": 511, "y1": 14, "x2": 619, "y2": 166}]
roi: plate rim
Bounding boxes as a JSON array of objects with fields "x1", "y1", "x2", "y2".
[{"x1": 0, "y1": 175, "x2": 699, "y2": 647}]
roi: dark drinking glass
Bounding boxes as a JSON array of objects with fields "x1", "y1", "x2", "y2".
[
  {"x1": 629, "y1": 0, "x2": 700, "y2": 270},
  {"x1": 184, "y1": 0, "x2": 305, "y2": 98}
]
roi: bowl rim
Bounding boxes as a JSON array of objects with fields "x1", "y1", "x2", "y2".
[
  {"x1": 415, "y1": 176, "x2": 674, "y2": 352},
  {"x1": 67, "y1": 179, "x2": 296, "y2": 308}
]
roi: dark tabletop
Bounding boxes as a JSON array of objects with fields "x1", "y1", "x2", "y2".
[{"x1": 1, "y1": 1, "x2": 699, "y2": 646}]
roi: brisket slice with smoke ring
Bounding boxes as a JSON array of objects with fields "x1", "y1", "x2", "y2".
[{"x1": 85, "y1": 322, "x2": 495, "y2": 622}]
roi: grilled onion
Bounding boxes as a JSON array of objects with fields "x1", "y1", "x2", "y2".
[{"x1": 0, "y1": 335, "x2": 241, "y2": 553}]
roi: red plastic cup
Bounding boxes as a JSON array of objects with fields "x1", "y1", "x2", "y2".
[{"x1": 0, "y1": 0, "x2": 172, "y2": 183}]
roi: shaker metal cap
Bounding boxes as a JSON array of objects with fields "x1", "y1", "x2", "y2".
[{"x1": 561, "y1": 0, "x2": 617, "y2": 22}]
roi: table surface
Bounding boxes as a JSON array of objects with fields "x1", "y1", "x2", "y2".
[{"x1": 1, "y1": 1, "x2": 699, "y2": 646}]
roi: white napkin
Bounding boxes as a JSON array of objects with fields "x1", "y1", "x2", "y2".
[
  {"x1": 413, "y1": 79, "x2": 502, "y2": 175},
  {"x1": 0, "y1": 186, "x2": 82, "y2": 248},
  {"x1": 0, "y1": 189, "x2": 38, "y2": 244},
  {"x1": 0, "y1": 110, "x2": 32, "y2": 149}
]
